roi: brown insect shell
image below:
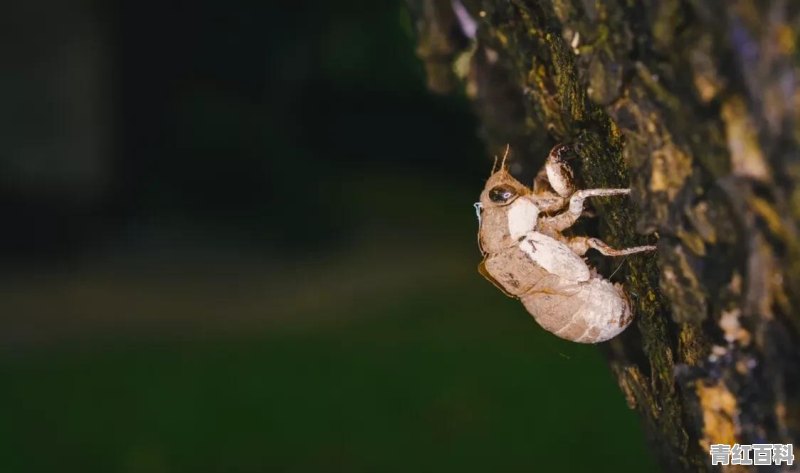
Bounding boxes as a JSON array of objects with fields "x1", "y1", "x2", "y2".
[{"x1": 477, "y1": 168, "x2": 632, "y2": 343}]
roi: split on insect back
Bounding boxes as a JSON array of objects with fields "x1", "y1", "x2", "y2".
[{"x1": 474, "y1": 144, "x2": 657, "y2": 343}]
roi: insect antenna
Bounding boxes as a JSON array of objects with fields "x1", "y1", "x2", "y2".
[{"x1": 491, "y1": 155, "x2": 499, "y2": 175}]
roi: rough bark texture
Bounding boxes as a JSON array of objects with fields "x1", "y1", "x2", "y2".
[{"x1": 408, "y1": 1, "x2": 800, "y2": 471}]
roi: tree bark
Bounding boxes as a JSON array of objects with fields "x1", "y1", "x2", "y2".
[{"x1": 407, "y1": 1, "x2": 800, "y2": 471}]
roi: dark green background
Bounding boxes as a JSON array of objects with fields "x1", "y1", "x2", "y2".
[{"x1": 0, "y1": 1, "x2": 656, "y2": 471}]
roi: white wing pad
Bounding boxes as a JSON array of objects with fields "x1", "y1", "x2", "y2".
[
  {"x1": 518, "y1": 232, "x2": 591, "y2": 282},
  {"x1": 506, "y1": 198, "x2": 539, "y2": 240}
]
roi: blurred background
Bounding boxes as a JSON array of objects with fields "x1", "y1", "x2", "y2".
[{"x1": 0, "y1": 1, "x2": 657, "y2": 471}]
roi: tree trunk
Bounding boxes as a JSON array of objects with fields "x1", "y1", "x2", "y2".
[{"x1": 407, "y1": 1, "x2": 800, "y2": 471}]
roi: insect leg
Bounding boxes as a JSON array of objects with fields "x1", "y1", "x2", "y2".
[
  {"x1": 541, "y1": 188, "x2": 630, "y2": 231},
  {"x1": 568, "y1": 236, "x2": 656, "y2": 256}
]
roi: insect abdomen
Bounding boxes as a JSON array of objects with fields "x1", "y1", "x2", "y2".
[{"x1": 520, "y1": 278, "x2": 632, "y2": 343}]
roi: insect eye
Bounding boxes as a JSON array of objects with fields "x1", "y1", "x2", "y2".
[{"x1": 489, "y1": 185, "x2": 517, "y2": 204}]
